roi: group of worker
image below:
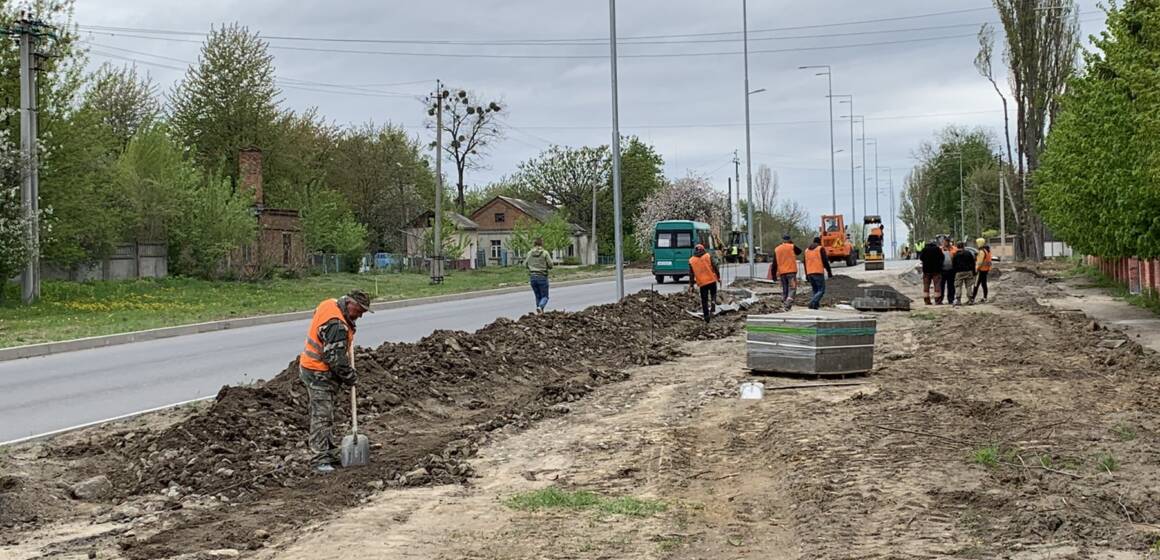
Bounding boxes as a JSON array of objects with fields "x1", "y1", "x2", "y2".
[
  {"x1": 918, "y1": 236, "x2": 993, "y2": 306},
  {"x1": 767, "y1": 235, "x2": 834, "y2": 311}
]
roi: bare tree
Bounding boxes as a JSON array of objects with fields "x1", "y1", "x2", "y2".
[
  {"x1": 425, "y1": 88, "x2": 505, "y2": 215},
  {"x1": 975, "y1": 23, "x2": 1023, "y2": 235},
  {"x1": 754, "y1": 164, "x2": 777, "y2": 249},
  {"x1": 991, "y1": 0, "x2": 1079, "y2": 260}
]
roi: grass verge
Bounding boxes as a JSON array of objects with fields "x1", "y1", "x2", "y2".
[
  {"x1": 504, "y1": 487, "x2": 667, "y2": 517},
  {"x1": 0, "y1": 266, "x2": 615, "y2": 348}
]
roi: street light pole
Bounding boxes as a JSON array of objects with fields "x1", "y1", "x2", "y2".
[
  {"x1": 799, "y1": 65, "x2": 835, "y2": 215},
  {"x1": 742, "y1": 0, "x2": 756, "y2": 279},
  {"x1": 855, "y1": 115, "x2": 866, "y2": 223},
  {"x1": 609, "y1": 0, "x2": 624, "y2": 299},
  {"x1": 836, "y1": 96, "x2": 856, "y2": 226},
  {"x1": 867, "y1": 139, "x2": 879, "y2": 216},
  {"x1": 877, "y1": 167, "x2": 895, "y2": 258}
]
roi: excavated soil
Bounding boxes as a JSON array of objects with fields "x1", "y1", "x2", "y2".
[
  {"x1": 1, "y1": 289, "x2": 772, "y2": 559},
  {"x1": 735, "y1": 274, "x2": 909, "y2": 308}
]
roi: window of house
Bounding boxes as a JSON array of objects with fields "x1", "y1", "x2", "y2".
[
  {"x1": 242, "y1": 244, "x2": 253, "y2": 264},
  {"x1": 494, "y1": 212, "x2": 505, "y2": 223},
  {"x1": 490, "y1": 240, "x2": 502, "y2": 259},
  {"x1": 282, "y1": 232, "x2": 292, "y2": 266},
  {"x1": 567, "y1": 244, "x2": 575, "y2": 257}
]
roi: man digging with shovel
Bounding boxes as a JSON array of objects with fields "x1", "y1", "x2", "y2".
[{"x1": 298, "y1": 290, "x2": 373, "y2": 473}]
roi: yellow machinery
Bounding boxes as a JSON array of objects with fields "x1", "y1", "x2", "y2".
[{"x1": 863, "y1": 215, "x2": 885, "y2": 271}]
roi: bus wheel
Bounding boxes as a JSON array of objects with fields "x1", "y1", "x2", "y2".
[{"x1": 655, "y1": 275, "x2": 665, "y2": 284}]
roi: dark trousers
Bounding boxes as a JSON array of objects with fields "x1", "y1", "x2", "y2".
[
  {"x1": 972, "y1": 271, "x2": 989, "y2": 300},
  {"x1": 940, "y1": 270, "x2": 956, "y2": 304},
  {"x1": 530, "y1": 274, "x2": 549, "y2": 309},
  {"x1": 699, "y1": 283, "x2": 718, "y2": 322},
  {"x1": 299, "y1": 367, "x2": 339, "y2": 468},
  {"x1": 807, "y1": 274, "x2": 825, "y2": 309}
]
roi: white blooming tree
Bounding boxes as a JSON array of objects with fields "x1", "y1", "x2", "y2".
[
  {"x1": 0, "y1": 139, "x2": 30, "y2": 302},
  {"x1": 633, "y1": 174, "x2": 727, "y2": 254}
]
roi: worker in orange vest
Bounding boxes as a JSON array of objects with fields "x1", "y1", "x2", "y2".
[
  {"x1": 804, "y1": 237, "x2": 835, "y2": 309},
  {"x1": 970, "y1": 237, "x2": 993, "y2": 304},
  {"x1": 687, "y1": 243, "x2": 720, "y2": 322},
  {"x1": 298, "y1": 289, "x2": 373, "y2": 473},
  {"x1": 770, "y1": 234, "x2": 803, "y2": 310}
]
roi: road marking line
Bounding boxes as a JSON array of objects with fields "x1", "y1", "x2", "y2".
[{"x1": 0, "y1": 395, "x2": 216, "y2": 447}]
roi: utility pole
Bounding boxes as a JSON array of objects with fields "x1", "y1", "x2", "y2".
[
  {"x1": 741, "y1": 0, "x2": 756, "y2": 279},
  {"x1": 848, "y1": 102, "x2": 856, "y2": 228},
  {"x1": 798, "y1": 65, "x2": 836, "y2": 215},
  {"x1": 732, "y1": 150, "x2": 741, "y2": 227},
  {"x1": 726, "y1": 177, "x2": 733, "y2": 230},
  {"x1": 857, "y1": 117, "x2": 866, "y2": 224},
  {"x1": 958, "y1": 150, "x2": 964, "y2": 240},
  {"x1": 998, "y1": 154, "x2": 1006, "y2": 257},
  {"x1": 16, "y1": 18, "x2": 46, "y2": 304},
  {"x1": 430, "y1": 80, "x2": 445, "y2": 284},
  {"x1": 609, "y1": 0, "x2": 625, "y2": 299}
]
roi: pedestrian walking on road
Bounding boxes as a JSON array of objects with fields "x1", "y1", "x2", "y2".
[
  {"x1": 771, "y1": 234, "x2": 803, "y2": 310},
  {"x1": 952, "y1": 242, "x2": 976, "y2": 307},
  {"x1": 938, "y1": 238, "x2": 956, "y2": 305},
  {"x1": 688, "y1": 243, "x2": 720, "y2": 323},
  {"x1": 298, "y1": 289, "x2": 372, "y2": 473},
  {"x1": 525, "y1": 238, "x2": 553, "y2": 314},
  {"x1": 919, "y1": 239, "x2": 943, "y2": 305},
  {"x1": 970, "y1": 237, "x2": 992, "y2": 304},
  {"x1": 804, "y1": 237, "x2": 834, "y2": 310}
]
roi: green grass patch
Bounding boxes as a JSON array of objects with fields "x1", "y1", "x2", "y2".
[
  {"x1": 504, "y1": 487, "x2": 667, "y2": 517},
  {"x1": 970, "y1": 444, "x2": 1017, "y2": 468},
  {"x1": 0, "y1": 266, "x2": 614, "y2": 348},
  {"x1": 1096, "y1": 451, "x2": 1120, "y2": 473},
  {"x1": 1112, "y1": 423, "x2": 1137, "y2": 442}
]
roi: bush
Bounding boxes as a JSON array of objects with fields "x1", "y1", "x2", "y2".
[{"x1": 562, "y1": 257, "x2": 581, "y2": 266}]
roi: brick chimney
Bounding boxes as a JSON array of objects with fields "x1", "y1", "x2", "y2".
[{"x1": 239, "y1": 147, "x2": 263, "y2": 207}]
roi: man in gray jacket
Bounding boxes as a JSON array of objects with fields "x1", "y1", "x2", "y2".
[{"x1": 524, "y1": 238, "x2": 553, "y2": 313}]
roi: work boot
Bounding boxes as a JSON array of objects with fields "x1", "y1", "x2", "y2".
[
  {"x1": 314, "y1": 464, "x2": 336, "y2": 474},
  {"x1": 982, "y1": 297, "x2": 988, "y2": 304},
  {"x1": 924, "y1": 297, "x2": 931, "y2": 305},
  {"x1": 967, "y1": 298, "x2": 975, "y2": 305}
]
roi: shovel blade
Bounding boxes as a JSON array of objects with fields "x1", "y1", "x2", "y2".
[{"x1": 340, "y1": 433, "x2": 369, "y2": 467}]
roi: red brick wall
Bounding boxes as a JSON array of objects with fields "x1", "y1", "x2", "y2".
[
  {"x1": 239, "y1": 149, "x2": 263, "y2": 205},
  {"x1": 1085, "y1": 256, "x2": 1160, "y2": 296}
]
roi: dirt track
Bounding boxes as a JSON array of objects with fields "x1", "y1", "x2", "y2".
[{"x1": 3, "y1": 265, "x2": 1160, "y2": 559}]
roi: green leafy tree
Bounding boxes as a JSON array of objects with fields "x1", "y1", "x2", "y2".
[
  {"x1": 1036, "y1": 1, "x2": 1159, "y2": 258},
  {"x1": 169, "y1": 23, "x2": 281, "y2": 187},
  {"x1": 169, "y1": 174, "x2": 257, "y2": 278},
  {"x1": 598, "y1": 137, "x2": 665, "y2": 261},
  {"x1": 263, "y1": 108, "x2": 338, "y2": 212},
  {"x1": 299, "y1": 190, "x2": 368, "y2": 270},
  {"x1": 112, "y1": 124, "x2": 193, "y2": 243},
  {"x1": 901, "y1": 127, "x2": 1001, "y2": 242},
  {"x1": 507, "y1": 214, "x2": 570, "y2": 257},
  {"x1": 0, "y1": 140, "x2": 29, "y2": 302},
  {"x1": 82, "y1": 63, "x2": 160, "y2": 151},
  {"x1": 513, "y1": 145, "x2": 610, "y2": 254}
]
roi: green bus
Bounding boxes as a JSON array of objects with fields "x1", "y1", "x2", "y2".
[{"x1": 652, "y1": 220, "x2": 714, "y2": 284}]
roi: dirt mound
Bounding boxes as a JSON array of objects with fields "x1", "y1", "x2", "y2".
[{"x1": 40, "y1": 289, "x2": 772, "y2": 558}]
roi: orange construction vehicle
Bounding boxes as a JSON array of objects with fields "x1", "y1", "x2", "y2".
[{"x1": 820, "y1": 214, "x2": 859, "y2": 267}]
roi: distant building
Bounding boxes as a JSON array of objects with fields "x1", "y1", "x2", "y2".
[
  {"x1": 469, "y1": 196, "x2": 593, "y2": 266},
  {"x1": 228, "y1": 148, "x2": 307, "y2": 276},
  {"x1": 404, "y1": 210, "x2": 480, "y2": 269}
]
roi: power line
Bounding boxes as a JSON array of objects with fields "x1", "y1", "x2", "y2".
[
  {"x1": 78, "y1": 29, "x2": 984, "y2": 60},
  {"x1": 75, "y1": 8, "x2": 997, "y2": 46},
  {"x1": 505, "y1": 110, "x2": 1005, "y2": 131}
]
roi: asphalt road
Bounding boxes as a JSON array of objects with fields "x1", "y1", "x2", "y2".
[
  {"x1": 0, "y1": 271, "x2": 703, "y2": 444},
  {"x1": 0, "y1": 260, "x2": 915, "y2": 444}
]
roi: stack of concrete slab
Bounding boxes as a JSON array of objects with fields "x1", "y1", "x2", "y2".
[
  {"x1": 852, "y1": 286, "x2": 912, "y2": 311},
  {"x1": 746, "y1": 310, "x2": 877, "y2": 375}
]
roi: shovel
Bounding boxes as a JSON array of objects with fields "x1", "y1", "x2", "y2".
[{"x1": 340, "y1": 347, "x2": 369, "y2": 468}]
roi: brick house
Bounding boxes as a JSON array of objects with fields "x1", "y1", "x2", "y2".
[
  {"x1": 469, "y1": 196, "x2": 593, "y2": 266},
  {"x1": 229, "y1": 148, "x2": 308, "y2": 276}
]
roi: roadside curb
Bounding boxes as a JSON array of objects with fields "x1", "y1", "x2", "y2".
[{"x1": 0, "y1": 272, "x2": 650, "y2": 362}]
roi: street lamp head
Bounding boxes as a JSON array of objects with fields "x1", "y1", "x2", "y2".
[{"x1": 749, "y1": 88, "x2": 767, "y2": 95}]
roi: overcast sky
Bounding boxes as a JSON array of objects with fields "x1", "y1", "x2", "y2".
[{"x1": 73, "y1": 0, "x2": 1107, "y2": 246}]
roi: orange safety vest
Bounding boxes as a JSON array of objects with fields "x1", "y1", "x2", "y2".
[
  {"x1": 299, "y1": 299, "x2": 354, "y2": 372},
  {"x1": 804, "y1": 247, "x2": 825, "y2": 275},
  {"x1": 978, "y1": 249, "x2": 992, "y2": 272},
  {"x1": 688, "y1": 253, "x2": 718, "y2": 287},
  {"x1": 775, "y1": 243, "x2": 798, "y2": 276}
]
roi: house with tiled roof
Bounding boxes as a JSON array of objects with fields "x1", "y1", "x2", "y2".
[{"x1": 469, "y1": 196, "x2": 593, "y2": 266}]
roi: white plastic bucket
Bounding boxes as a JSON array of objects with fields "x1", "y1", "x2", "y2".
[{"x1": 740, "y1": 381, "x2": 765, "y2": 400}]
